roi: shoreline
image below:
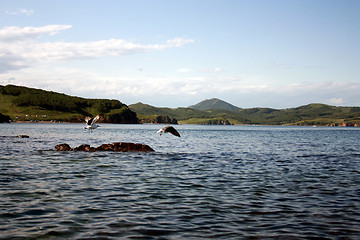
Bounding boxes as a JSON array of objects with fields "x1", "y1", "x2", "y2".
[{"x1": 4, "y1": 121, "x2": 360, "y2": 127}]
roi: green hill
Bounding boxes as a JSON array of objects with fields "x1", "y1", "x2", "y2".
[
  {"x1": 189, "y1": 98, "x2": 240, "y2": 111},
  {"x1": 130, "y1": 101, "x2": 360, "y2": 126},
  {"x1": 130, "y1": 102, "x2": 247, "y2": 125},
  {"x1": 129, "y1": 102, "x2": 207, "y2": 124},
  {"x1": 234, "y1": 103, "x2": 360, "y2": 126},
  {"x1": 0, "y1": 85, "x2": 138, "y2": 123},
  {"x1": 128, "y1": 102, "x2": 178, "y2": 124}
]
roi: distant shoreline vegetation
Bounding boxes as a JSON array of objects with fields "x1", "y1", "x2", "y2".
[{"x1": 1, "y1": 85, "x2": 360, "y2": 126}]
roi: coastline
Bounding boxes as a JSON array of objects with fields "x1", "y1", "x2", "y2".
[{"x1": 5, "y1": 120, "x2": 360, "y2": 127}]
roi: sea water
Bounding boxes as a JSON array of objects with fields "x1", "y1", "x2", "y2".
[{"x1": 0, "y1": 123, "x2": 359, "y2": 239}]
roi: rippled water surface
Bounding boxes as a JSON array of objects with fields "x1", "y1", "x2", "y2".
[{"x1": 1, "y1": 123, "x2": 359, "y2": 239}]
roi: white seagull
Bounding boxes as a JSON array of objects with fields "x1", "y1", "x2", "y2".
[
  {"x1": 84, "y1": 115, "x2": 100, "y2": 132},
  {"x1": 157, "y1": 126, "x2": 181, "y2": 137}
]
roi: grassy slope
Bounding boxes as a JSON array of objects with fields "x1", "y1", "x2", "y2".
[
  {"x1": 130, "y1": 102, "x2": 360, "y2": 126},
  {"x1": 0, "y1": 94, "x2": 83, "y2": 121},
  {"x1": 130, "y1": 103, "x2": 248, "y2": 124},
  {"x1": 130, "y1": 103, "x2": 209, "y2": 120},
  {"x1": 0, "y1": 85, "x2": 138, "y2": 123}
]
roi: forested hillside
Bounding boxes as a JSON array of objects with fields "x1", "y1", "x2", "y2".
[
  {"x1": 130, "y1": 102, "x2": 360, "y2": 126},
  {"x1": 0, "y1": 85, "x2": 138, "y2": 123},
  {"x1": 129, "y1": 102, "x2": 208, "y2": 124}
]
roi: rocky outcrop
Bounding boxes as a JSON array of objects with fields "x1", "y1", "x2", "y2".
[
  {"x1": 342, "y1": 122, "x2": 360, "y2": 127},
  {"x1": 55, "y1": 142, "x2": 154, "y2": 152},
  {"x1": 0, "y1": 113, "x2": 11, "y2": 123},
  {"x1": 137, "y1": 115, "x2": 178, "y2": 124},
  {"x1": 326, "y1": 122, "x2": 360, "y2": 127}
]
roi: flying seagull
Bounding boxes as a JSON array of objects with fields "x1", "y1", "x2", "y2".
[
  {"x1": 84, "y1": 115, "x2": 100, "y2": 132},
  {"x1": 157, "y1": 126, "x2": 181, "y2": 137}
]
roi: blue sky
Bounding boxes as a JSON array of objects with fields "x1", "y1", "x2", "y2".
[{"x1": 0, "y1": 0, "x2": 359, "y2": 108}]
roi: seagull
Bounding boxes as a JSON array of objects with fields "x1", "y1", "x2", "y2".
[
  {"x1": 157, "y1": 126, "x2": 180, "y2": 137},
  {"x1": 84, "y1": 115, "x2": 100, "y2": 132}
]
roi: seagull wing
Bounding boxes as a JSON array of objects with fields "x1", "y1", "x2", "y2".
[
  {"x1": 91, "y1": 115, "x2": 100, "y2": 126},
  {"x1": 165, "y1": 126, "x2": 181, "y2": 137},
  {"x1": 85, "y1": 115, "x2": 100, "y2": 126},
  {"x1": 85, "y1": 117, "x2": 93, "y2": 126}
]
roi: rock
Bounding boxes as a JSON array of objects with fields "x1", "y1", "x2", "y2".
[
  {"x1": 55, "y1": 143, "x2": 72, "y2": 151},
  {"x1": 105, "y1": 142, "x2": 154, "y2": 152},
  {"x1": 55, "y1": 142, "x2": 154, "y2": 152},
  {"x1": 0, "y1": 135, "x2": 30, "y2": 138},
  {"x1": 74, "y1": 144, "x2": 95, "y2": 152},
  {"x1": 17, "y1": 135, "x2": 29, "y2": 138},
  {"x1": 0, "y1": 113, "x2": 11, "y2": 123}
]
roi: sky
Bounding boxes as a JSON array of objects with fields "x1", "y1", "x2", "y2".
[{"x1": 0, "y1": 0, "x2": 359, "y2": 108}]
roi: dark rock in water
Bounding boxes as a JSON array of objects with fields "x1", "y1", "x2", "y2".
[
  {"x1": 74, "y1": 144, "x2": 95, "y2": 152},
  {"x1": 96, "y1": 142, "x2": 155, "y2": 152},
  {"x1": 55, "y1": 142, "x2": 154, "y2": 152},
  {"x1": 0, "y1": 135, "x2": 29, "y2": 138},
  {"x1": 17, "y1": 135, "x2": 29, "y2": 138},
  {"x1": 55, "y1": 143, "x2": 72, "y2": 151}
]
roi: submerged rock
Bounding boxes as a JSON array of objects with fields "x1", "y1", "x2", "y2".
[{"x1": 55, "y1": 142, "x2": 154, "y2": 152}]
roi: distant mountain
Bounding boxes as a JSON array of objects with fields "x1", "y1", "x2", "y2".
[{"x1": 189, "y1": 98, "x2": 240, "y2": 111}]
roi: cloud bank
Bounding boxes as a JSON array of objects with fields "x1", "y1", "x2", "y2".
[
  {"x1": 3, "y1": 66, "x2": 360, "y2": 108},
  {"x1": 0, "y1": 25, "x2": 194, "y2": 73}
]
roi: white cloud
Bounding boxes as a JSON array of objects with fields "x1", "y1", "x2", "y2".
[
  {"x1": 0, "y1": 25, "x2": 72, "y2": 41},
  {"x1": 232, "y1": 82, "x2": 360, "y2": 108},
  {"x1": 329, "y1": 98, "x2": 343, "y2": 105},
  {"x1": 167, "y1": 38, "x2": 194, "y2": 47},
  {"x1": 5, "y1": 8, "x2": 34, "y2": 16},
  {"x1": 0, "y1": 25, "x2": 194, "y2": 73},
  {"x1": 200, "y1": 67, "x2": 223, "y2": 73},
  {"x1": 18, "y1": 8, "x2": 34, "y2": 16}
]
